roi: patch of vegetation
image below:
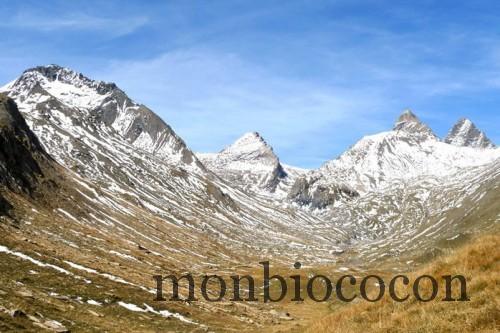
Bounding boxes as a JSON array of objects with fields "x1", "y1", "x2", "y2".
[{"x1": 306, "y1": 233, "x2": 500, "y2": 332}]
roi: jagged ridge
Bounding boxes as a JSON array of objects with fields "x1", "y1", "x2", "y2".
[
  {"x1": 287, "y1": 109, "x2": 499, "y2": 207},
  {"x1": 393, "y1": 109, "x2": 438, "y2": 140},
  {"x1": 3, "y1": 65, "x2": 201, "y2": 168}
]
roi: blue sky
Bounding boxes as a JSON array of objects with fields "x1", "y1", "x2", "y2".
[{"x1": 0, "y1": 0, "x2": 499, "y2": 168}]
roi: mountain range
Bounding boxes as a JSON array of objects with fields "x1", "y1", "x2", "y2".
[{"x1": 0, "y1": 65, "x2": 498, "y2": 332}]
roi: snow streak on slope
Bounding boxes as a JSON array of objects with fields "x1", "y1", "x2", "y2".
[
  {"x1": 2, "y1": 66, "x2": 498, "y2": 266},
  {"x1": 1, "y1": 65, "x2": 499, "y2": 330},
  {"x1": 1, "y1": 65, "x2": 351, "y2": 263}
]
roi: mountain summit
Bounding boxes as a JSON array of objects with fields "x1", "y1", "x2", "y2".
[
  {"x1": 445, "y1": 118, "x2": 495, "y2": 149},
  {"x1": 290, "y1": 109, "x2": 499, "y2": 200},
  {"x1": 198, "y1": 132, "x2": 288, "y2": 193},
  {"x1": 2, "y1": 64, "x2": 201, "y2": 169},
  {"x1": 220, "y1": 131, "x2": 282, "y2": 167},
  {"x1": 1, "y1": 65, "x2": 500, "y2": 331},
  {"x1": 393, "y1": 109, "x2": 437, "y2": 139}
]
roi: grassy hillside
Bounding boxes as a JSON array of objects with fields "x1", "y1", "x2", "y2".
[{"x1": 306, "y1": 232, "x2": 500, "y2": 333}]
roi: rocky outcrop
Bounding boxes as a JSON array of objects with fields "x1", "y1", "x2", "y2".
[
  {"x1": 393, "y1": 109, "x2": 438, "y2": 140},
  {"x1": 287, "y1": 109, "x2": 499, "y2": 208},
  {"x1": 0, "y1": 94, "x2": 52, "y2": 194},
  {"x1": 288, "y1": 176, "x2": 359, "y2": 209}
]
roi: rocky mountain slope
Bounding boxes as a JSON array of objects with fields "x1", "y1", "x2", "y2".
[
  {"x1": 3, "y1": 65, "x2": 201, "y2": 171},
  {"x1": 2, "y1": 65, "x2": 357, "y2": 263},
  {"x1": 0, "y1": 67, "x2": 353, "y2": 331},
  {"x1": 0, "y1": 93, "x2": 52, "y2": 194},
  {"x1": 199, "y1": 110, "x2": 498, "y2": 210},
  {"x1": 288, "y1": 109, "x2": 498, "y2": 207},
  {"x1": 0, "y1": 65, "x2": 498, "y2": 331},
  {"x1": 0, "y1": 93, "x2": 63, "y2": 220}
]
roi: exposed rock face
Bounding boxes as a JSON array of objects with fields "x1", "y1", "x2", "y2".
[
  {"x1": 393, "y1": 109, "x2": 438, "y2": 140},
  {"x1": 288, "y1": 176, "x2": 359, "y2": 209},
  {"x1": 0, "y1": 193, "x2": 12, "y2": 215},
  {"x1": 445, "y1": 118, "x2": 495, "y2": 148},
  {"x1": 0, "y1": 94, "x2": 51, "y2": 194},
  {"x1": 3, "y1": 64, "x2": 348, "y2": 264}
]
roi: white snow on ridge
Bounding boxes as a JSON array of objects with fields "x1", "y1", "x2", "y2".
[
  {"x1": 197, "y1": 132, "x2": 303, "y2": 197},
  {"x1": 39, "y1": 77, "x2": 110, "y2": 110},
  {"x1": 319, "y1": 128, "x2": 499, "y2": 192}
]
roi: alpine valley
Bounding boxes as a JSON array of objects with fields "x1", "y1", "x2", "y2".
[{"x1": 0, "y1": 65, "x2": 498, "y2": 332}]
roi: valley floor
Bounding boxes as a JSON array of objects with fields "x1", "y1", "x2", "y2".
[{"x1": 1, "y1": 223, "x2": 498, "y2": 332}]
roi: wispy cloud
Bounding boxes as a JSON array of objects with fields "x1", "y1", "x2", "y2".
[{"x1": 3, "y1": 12, "x2": 148, "y2": 36}]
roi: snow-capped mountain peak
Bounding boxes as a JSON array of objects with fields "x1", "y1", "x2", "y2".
[
  {"x1": 293, "y1": 109, "x2": 500, "y2": 201},
  {"x1": 198, "y1": 132, "x2": 292, "y2": 193},
  {"x1": 393, "y1": 109, "x2": 437, "y2": 139},
  {"x1": 445, "y1": 118, "x2": 495, "y2": 149},
  {"x1": 229, "y1": 130, "x2": 264, "y2": 145},
  {"x1": 5, "y1": 65, "x2": 118, "y2": 110},
  {"x1": 220, "y1": 131, "x2": 278, "y2": 164},
  {"x1": 24, "y1": 64, "x2": 116, "y2": 92},
  {"x1": 2, "y1": 64, "x2": 201, "y2": 170}
]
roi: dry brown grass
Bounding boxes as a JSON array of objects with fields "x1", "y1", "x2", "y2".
[{"x1": 306, "y1": 233, "x2": 500, "y2": 333}]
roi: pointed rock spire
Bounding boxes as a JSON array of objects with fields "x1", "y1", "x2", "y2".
[
  {"x1": 219, "y1": 132, "x2": 284, "y2": 173},
  {"x1": 393, "y1": 109, "x2": 437, "y2": 139},
  {"x1": 395, "y1": 109, "x2": 419, "y2": 124},
  {"x1": 445, "y1": 118, "x2": 495, "y2": 148}
]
